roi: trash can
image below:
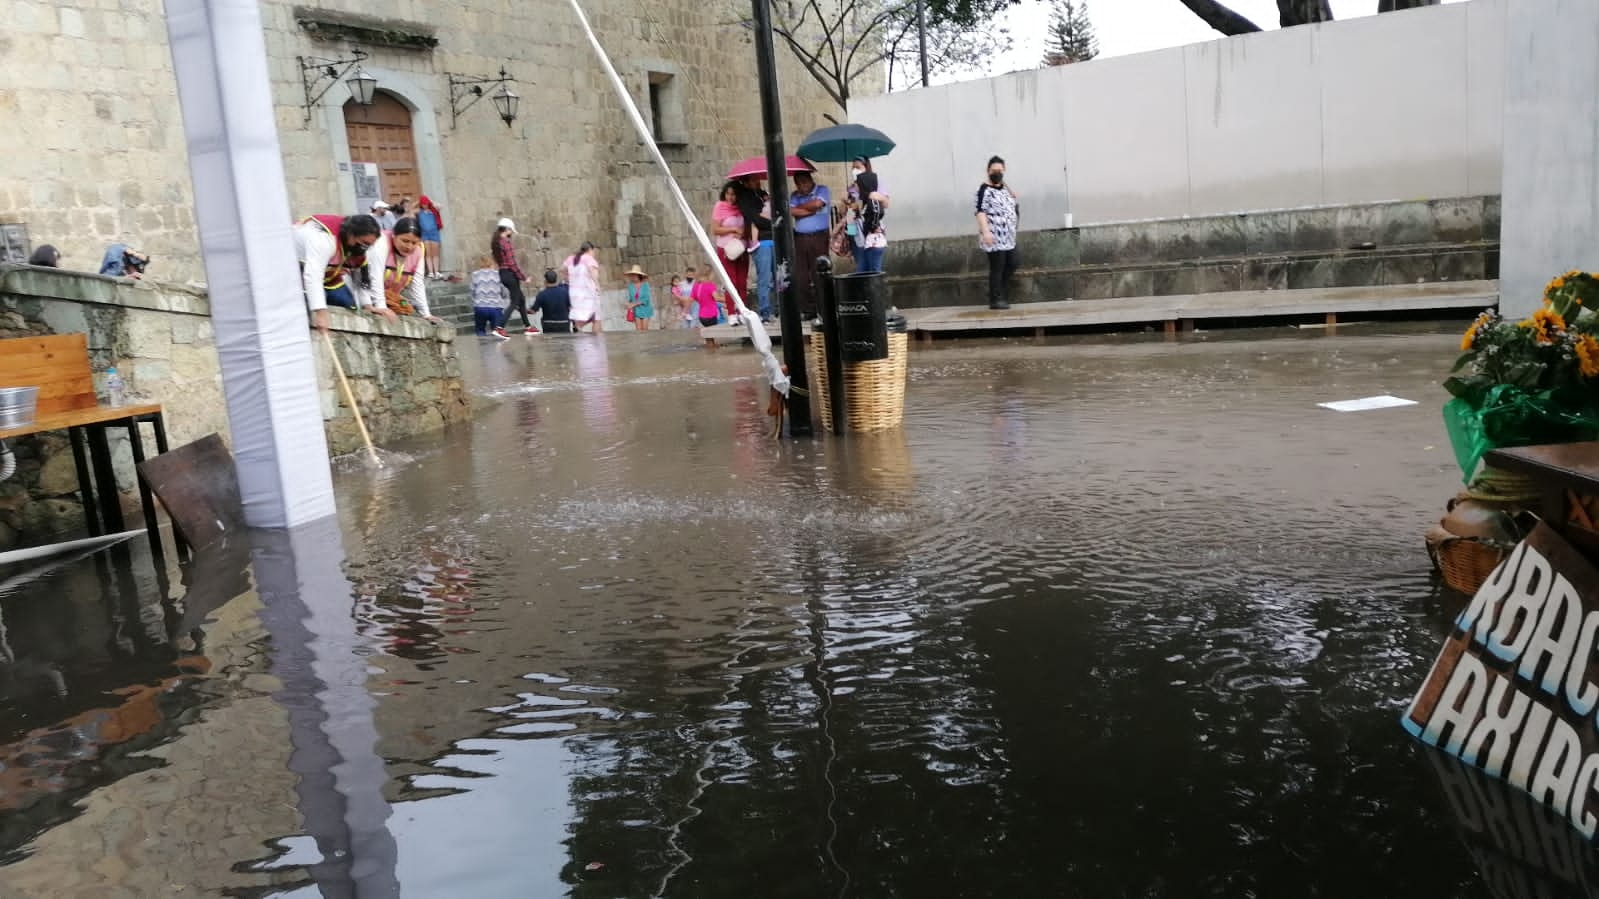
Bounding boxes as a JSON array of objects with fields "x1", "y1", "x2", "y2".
[
  {"x1": 833, "y1": 271, "x2": 889, "y2": 362},
  {"x1": 809, "y1": 295, "x2": 909, "y2": 433}
]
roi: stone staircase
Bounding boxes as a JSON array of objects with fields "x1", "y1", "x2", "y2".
[{"x1": 426, "y1": 280, "x2": 477, "y2": 332}]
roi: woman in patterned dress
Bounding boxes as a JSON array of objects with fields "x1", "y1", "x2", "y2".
[{"x1": 975, "y1": 155, "x2": 1020, "y2": 310}]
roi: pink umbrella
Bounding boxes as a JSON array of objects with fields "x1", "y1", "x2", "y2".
[{"x1": 726, "y1": 155, "x2": 815, "y2": 180}]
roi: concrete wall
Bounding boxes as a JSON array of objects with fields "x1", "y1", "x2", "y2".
[
  {"x1": 850, "y1": 0, "x2": 1507, "y2": 241},
  {"x1": 0, "y1": 265, "x2": 469, "y2": 549},
  {"x1": 886, "y1": 195, "x2": 1497, "y2": 308},
  {"x1": 1499, "y1": 0, "x2": 1599, "y2": 318}
]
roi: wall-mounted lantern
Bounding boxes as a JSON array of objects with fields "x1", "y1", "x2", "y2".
[
  {"x1": 448, "y1": 67, "x2": 520, "y2": 129},
  {"x1": 299, "y1": 48, "x2": 377, "y2": 122}
]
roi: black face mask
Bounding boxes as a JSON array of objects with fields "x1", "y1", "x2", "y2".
[{"x1": 988, "y1": 172, "x2": 1004, "y2": 185}]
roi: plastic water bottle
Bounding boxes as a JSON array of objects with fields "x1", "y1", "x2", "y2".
[{"x1": 105, "y1": 368, "x2": 126, "y2": 407}]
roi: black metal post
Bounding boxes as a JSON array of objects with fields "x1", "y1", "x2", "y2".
[
  {"x1": 917, "y1": 0, "x2": 930, "y2": 87},
  {"x1": 817, "y1": 258, "x2": 847, "y2": 435},
  {"x1": 752, "y1": 0, "x2": 813, "y2": 437}
]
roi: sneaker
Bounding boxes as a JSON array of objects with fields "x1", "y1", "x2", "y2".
[
  {"x1": 524, "y1": 326, "x2": 540, "y2": 335},
  {"x1": 492, "y1": 327, "x2": 509, "y2": 339}
]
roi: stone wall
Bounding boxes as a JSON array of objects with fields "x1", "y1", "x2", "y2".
[
  {"x1": 882, "y1": 196, "x2": 1500, "y2": 309},
  {"x1": 0, "y1": 265, "x2": 468, "y2": 550},
  {"x1": 0, "y1": 0, "x2": 847, "y2": 315}
]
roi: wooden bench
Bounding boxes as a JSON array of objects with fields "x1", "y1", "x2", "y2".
[{"x1": 0, "y1": 333, "x2": 176, "y2": 557}]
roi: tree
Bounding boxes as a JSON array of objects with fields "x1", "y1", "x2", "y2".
[
  {"x1": 1041, "y1": 0, "x2": 1097, "y2": 66},
  {"x1": 1177, "y1": 0, "x2": 1437, "y2": 34},
  {"x1": 883, "y1": 9, "x2": 1014, "y2": 90},
  {"x1": 759, "y1": 0, "x2": 1018, "y2": 109}
]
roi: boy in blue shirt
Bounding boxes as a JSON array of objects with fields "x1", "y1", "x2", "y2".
[{"x1": 531, "y1": 269, "x2": 573, "y2": 334}]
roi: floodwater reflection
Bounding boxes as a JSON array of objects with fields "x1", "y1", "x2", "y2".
[{"x1": 0, "y1": 326, "x2": 1521, "y2": 896}]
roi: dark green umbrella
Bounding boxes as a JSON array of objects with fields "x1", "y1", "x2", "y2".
[{"x1": 796, "y1": 123, "x2": 896, "y2": 164}]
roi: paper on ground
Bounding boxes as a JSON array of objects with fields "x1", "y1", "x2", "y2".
[{"x1": 1318, "y1": 395, "x2": 1418, "y2": 412}]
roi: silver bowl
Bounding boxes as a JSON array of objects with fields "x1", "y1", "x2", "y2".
[{"x1": 0, "y1": 386, "x2": 39, "y2": 430}]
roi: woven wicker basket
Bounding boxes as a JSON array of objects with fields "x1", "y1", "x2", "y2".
[
  {"x1": 1425, "y1": 524, "x2": 1510, "y2": 596},
  {"x1": 808, "y1": 332, "x2": 908, "y2": 433}
]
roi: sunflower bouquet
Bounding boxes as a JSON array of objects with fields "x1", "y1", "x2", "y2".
[{"x1": 1444, "y1": 271, "x2": 1599, "y2": 479}]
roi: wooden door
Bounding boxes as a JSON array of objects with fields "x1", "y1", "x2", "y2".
[{"x1": 344, "y1": 92, "x2": 420, "y2": 206}]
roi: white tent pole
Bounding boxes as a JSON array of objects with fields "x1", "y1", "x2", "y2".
[{"x1": 164, "y1": 0, "x2": 337, "y2": 527}]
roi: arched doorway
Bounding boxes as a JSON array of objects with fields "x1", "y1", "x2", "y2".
[{"x1": 344, "y1": 91, "x2": 420, "y2": 209}]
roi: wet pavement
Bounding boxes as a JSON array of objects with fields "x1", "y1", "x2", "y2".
[{"x1": 0, "y1": 323, "x2": 1507, "y2": 897}]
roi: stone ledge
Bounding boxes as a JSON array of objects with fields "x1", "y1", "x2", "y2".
[
  {"x1": 326, "y1": 307, "x2": 455, "y2": 343},
  {"x1": 0, "y1": 265, "x2": 451, "y2": 343},
  {"x1": 0, "y1": 265, "x2": 209, "y2": 316}
]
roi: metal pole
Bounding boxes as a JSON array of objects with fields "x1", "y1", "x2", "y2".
[
  {"x1": 917, "y1": 0, "x2": 930, "y2": 87},
  {"x1": 817, "y1": 258, "x2": 847, "y2": 435},
  {"x1": 752, "y1": 0, "x2": 814, "y2": 437}
]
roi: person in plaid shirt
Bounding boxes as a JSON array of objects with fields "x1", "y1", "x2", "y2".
[{"x1": 492, "y1": 218, "x2": 536, "y2": 333}]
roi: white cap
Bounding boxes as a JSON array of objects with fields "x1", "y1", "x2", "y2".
[
  {"x1": 371, "y1": 200, "x2": 391, "y2": 211},
  {"x1": 497, "y1": 217, "x2": 517, "y2": 233}
]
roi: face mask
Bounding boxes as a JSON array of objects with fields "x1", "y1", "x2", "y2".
[
  {"x1": 989, "y1": 172, "x2": 1003, "y2": 185},
  {"x1": 853, "y1": 168, "x2": 865, "y2": 177}
]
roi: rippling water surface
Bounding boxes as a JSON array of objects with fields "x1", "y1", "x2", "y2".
[{"x1": 0, "y1": 326, "x2": 1498, "y2": 897}]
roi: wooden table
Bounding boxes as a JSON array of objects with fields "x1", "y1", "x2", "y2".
[
  {"x1": 0, "y1": 334, "x2": 179, "y2": 559},
  {"x1": 1484, "y1": 441, "x2": 1599, "y2": 563}
]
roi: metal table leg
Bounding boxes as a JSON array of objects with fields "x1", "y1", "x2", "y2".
[
  {"x1": 68, "y1": 427, "x2": 102, "y2": 537},
  {"x1": 126, "y1": 416, "x2": 165, "y2": 564},
  {"x1": 85, "y1": 424, "x2": 126, "y2": 533}
]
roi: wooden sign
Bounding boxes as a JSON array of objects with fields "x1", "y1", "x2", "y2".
[{"x1": 1405, "y1": 523, "x2": 1599, "y2": 839}]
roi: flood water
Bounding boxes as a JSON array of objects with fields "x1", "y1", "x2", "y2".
[{"x1": 0, "y1": 324, "x2": 1508, "y2": 897}]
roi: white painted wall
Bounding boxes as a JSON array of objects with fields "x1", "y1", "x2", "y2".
[
  {"x1": 1499, "y1": 0, "x2": 1599, "y2": 318},
  {"x1": 850, "y1": 0, "x2": 1506, "y2": 241}
]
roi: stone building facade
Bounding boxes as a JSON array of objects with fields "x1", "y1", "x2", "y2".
[{"x1": 0, "y1": 0, "x2": 845, "y2": 291}]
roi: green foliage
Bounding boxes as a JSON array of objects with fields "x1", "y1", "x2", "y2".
[
  {"x1": 1444, "y1": 272, "x2": 1599, "y2": 476},
  {"x1": 1043, "y1": 0, "x2": 1097, "y2": 65}
]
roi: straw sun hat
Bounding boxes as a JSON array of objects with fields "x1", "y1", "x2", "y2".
[{"x1": 624, "y1": 264, "x2": 648, "y2": 278}]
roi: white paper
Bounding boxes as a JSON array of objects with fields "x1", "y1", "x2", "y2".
[{"x1": 1318, "y1": 395, "x2": 1418, "y2": 412}]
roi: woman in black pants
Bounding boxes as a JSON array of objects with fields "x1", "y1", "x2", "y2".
[
  {"x1": 975, "y1": 156, "x2": 1019, "y2": 310},
  {"x1": 491, "y1": 218, "x2": 537, "y2": 333}
]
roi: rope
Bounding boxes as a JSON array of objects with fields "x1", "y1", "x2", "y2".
[{"x1": 1466, "y1": 465, "x2": 1543, "y2": 504}]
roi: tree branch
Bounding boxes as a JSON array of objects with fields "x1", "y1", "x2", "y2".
[{"x1": 1175, "y1": 0, "x2": 1263, "y2": 34}]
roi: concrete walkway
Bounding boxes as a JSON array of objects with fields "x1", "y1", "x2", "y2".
[{"x1": 699, "y1": 280, "x2": 1498, "y2": 346}]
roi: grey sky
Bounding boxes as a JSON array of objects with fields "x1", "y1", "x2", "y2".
[{"x1": 990, "y1": 0, "x2": 1466, "y2": 72}]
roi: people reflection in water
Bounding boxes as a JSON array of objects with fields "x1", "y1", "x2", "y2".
[
  {"x1": 355, "y1": 544, "x2": 480, "y2": 664},
  {"x1": 574, "y1": 336, "x2": 616, "y2": 432}
]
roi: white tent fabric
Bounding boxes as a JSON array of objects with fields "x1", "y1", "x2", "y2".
[{"x1": 165, "y1": 0, "x2": 337, "y2": 528}]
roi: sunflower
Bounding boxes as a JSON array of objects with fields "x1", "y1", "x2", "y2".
[
  {"x1": 1520, "y1": 307, "x2": 1567, "y2": 345},
  {"x1": 1460, "y1": 311, "x2": 1494, "y2": 351},
  {"x1": 1578, "y1": 334, "x2": 1599, "y2": 379}
]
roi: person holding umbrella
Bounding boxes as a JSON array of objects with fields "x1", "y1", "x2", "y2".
[
  {"x1": 796, "y1": 124, "x2": 896, "y2": 274},
  {"x1": 725, "y1": 155, "x2": 814, "y2": 323},
  {"x1": 846, "y1": 157, "x2": 890, "y2": 274}
]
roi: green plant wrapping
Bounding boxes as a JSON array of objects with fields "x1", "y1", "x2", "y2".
[{"x1": 1443, "y1": 388, "x2": 1599, "y2": 480}]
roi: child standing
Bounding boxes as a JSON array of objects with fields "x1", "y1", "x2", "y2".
[
  {"x1": 669, "y1": 275, "x2": 692, "y2": 328},
  {"x1": 470, "y1": 255, "x2": 510, "y2": 339},
  {"x1": 624, "y1": 265, "x2": 654, "y2": 331}
]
